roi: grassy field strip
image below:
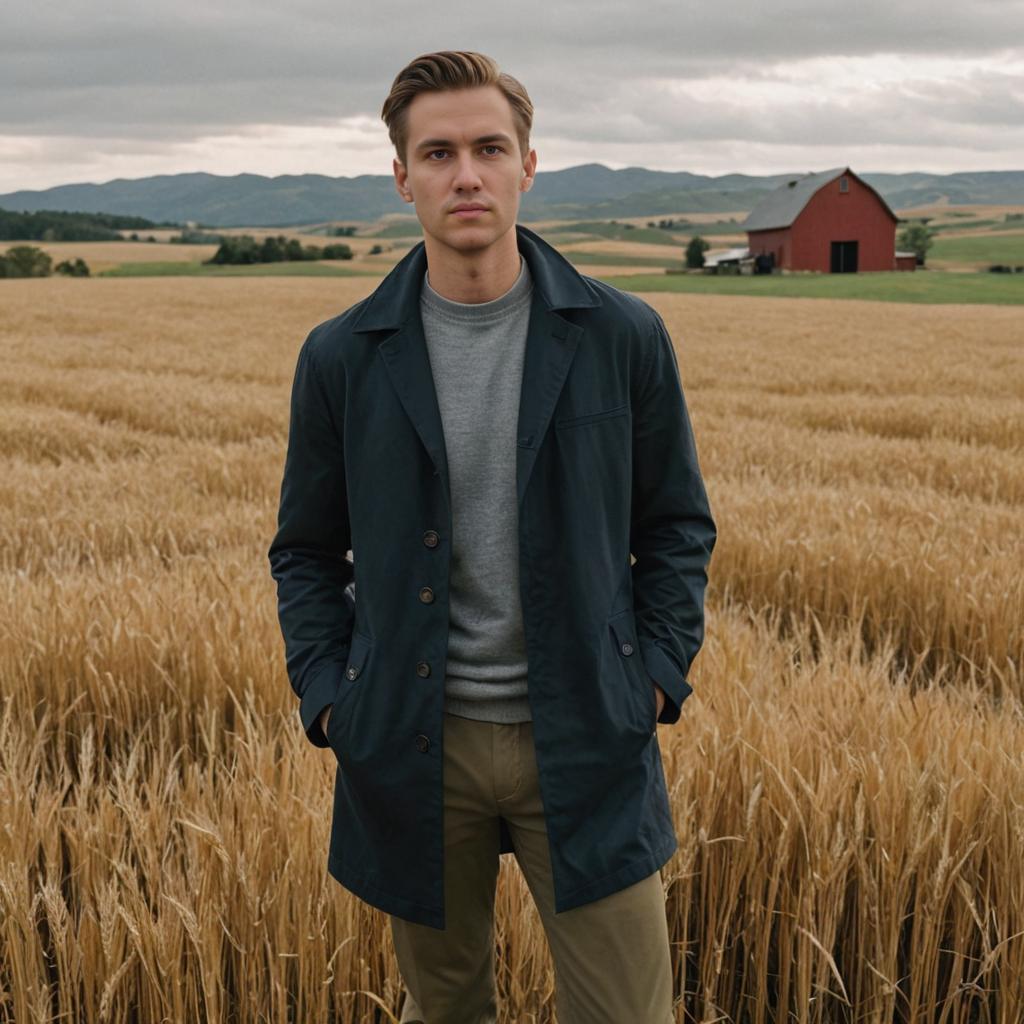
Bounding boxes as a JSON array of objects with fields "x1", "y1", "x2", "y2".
[
  {"x1": 696, "y1": 388, "x2": 1024, "y2": 449},
  {"x1": 698, "y1": 406, "x2": 1024, "y2": 505},
  {"x1": 604, "y1": 270, "x2": 1024, "y2": 303},
  {"x1": 0, "y1": 363, "x2": 284, "y2": 443},
  {"x1": 0, "y1": 276, "x2": 373, "y2": 374},
  {"x1": 99, "y1": 260, "x2": 383, "y2": 277},
  {"x1": 0, "y1": 435, "x2": 279, "y2": 576},
  {"x1": 0, "y1": 400, "x2": 184, "y2": 464},
  {"x1": 707, "y1": 476, "x2": 1022, "y2": 690},
  {"x1": 929, "y1": 231, "x2": 1024, "y2": 263},
  {"x1": 645, "y1": 290, "x2": 1024, "y2": 397},
  {"x1": 561, "y1": 250, "x2": 684, "y2": 268}
]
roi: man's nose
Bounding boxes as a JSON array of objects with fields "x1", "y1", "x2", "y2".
[{"x1": 452, "y1": 151, "x2": 483, "y2": 190}]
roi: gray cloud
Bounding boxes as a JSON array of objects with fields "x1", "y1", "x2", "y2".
[
  {"x1": 1, "y1": 0, "x2": 1022, "y2": 188},
  {"x1": 3, "y1": 0, "x2": 1023, "y2": 135},
  {"x1": 537, "y1": 65, "x2": 1024, "y2": 149}
]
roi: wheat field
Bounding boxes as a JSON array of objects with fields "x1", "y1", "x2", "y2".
[{"x1": 1, "y1": 275, "x2": 1022, "y2": 1023}]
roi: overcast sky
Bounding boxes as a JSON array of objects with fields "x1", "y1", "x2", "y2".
[{"x1": 2, "y1": 0, "x2": 1023, "y2": 194}]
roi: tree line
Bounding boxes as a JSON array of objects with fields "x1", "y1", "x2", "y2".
[
  {"x1": 0, "y1": 207, "x2": 167, "y2": 242},
  {"x1": 205, "y1": 235, "x2": 353, "y2": 264}
]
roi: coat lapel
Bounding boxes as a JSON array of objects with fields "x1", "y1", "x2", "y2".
[
  {"x1": 351, "y1": 223, "x2": 602, "y2": 515},
  {"x1": 513, "y1": 301, "x2": 582, "y2": 507}
]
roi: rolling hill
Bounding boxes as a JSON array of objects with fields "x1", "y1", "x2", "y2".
[{"x1": 2, "y1": 165, "x2": 1022, "y2": 228}]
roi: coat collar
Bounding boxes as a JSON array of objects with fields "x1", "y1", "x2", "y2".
[
  {"x1": 353, "y1": 223, "x2": 602, "y2": 513},
  {"x1": 351, "y1": 223, "x2": 602, "y2": 334}
]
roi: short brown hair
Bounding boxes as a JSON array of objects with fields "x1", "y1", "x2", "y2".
[{"x1": 381, "y1": 51, "x2": 534, "y2": 166}]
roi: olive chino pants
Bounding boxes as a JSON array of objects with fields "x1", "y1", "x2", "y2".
[{"x1": 389, "y1": 711, "x2": 675, "y2": 1024}]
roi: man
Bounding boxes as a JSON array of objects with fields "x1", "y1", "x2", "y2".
[{"x1": 268, "y1": 50, "x2": 716, "y2": 1024}]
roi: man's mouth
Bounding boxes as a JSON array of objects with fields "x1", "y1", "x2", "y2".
[{"x1": 451, "y1": 205, "x2": 489, "y2": 218}]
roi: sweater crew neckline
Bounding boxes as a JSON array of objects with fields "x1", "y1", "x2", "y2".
[{"x1": 420, "y1": 255, "x2": 533, "y2": 324}]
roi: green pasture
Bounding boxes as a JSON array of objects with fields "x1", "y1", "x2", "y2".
[
  {"x1": 99, "y1": 261, "x2": 381, "y2": 278},
  {"x1": 928, "y1": 232, "x2": 1024, "y2": 266},
  {"x1": 561, "y1": 250, "x2": 685, "y2": 269},
  {"x1": 595, "y1": 268, "x2": 1024, "y2": 305},
  {"x1": 926, "y1": 219, "x2": 999, "y2": 232},
  {"x1": 540, "y1": 219, "x2": 744, "y2": 247},
  {"x1": 556, "y1": 221, "x2": 688, "y2": 247},
  {"x1": 365, "y1": 220, "x2": 423, "y2": 239}
]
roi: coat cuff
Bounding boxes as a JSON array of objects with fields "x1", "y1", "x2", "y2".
[
  {"x1": 640, "y1": 639, "x2": 693, "y2": 726},
  {"x1": 299, "y1": 662, "x2": 343, "y2": 748}
]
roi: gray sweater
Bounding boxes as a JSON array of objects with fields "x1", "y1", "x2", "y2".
[{"x1": 419, "y1": 254, "x2": 534, "y2": 724}]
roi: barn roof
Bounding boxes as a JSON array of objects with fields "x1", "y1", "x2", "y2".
[{"x1": 740, "y1": 167, "x2": 898, "y2": 232}]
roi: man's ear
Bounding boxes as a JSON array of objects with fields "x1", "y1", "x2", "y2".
[
  {"x1": 519, "y1": 148, "x2": 538, "y2": 193},
  {"x1": 393, "y1": 158, "x2": 413, "y2": 202}
]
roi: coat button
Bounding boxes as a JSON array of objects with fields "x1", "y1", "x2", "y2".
[
  {"x1": 621, "y1": 642, "x2": 633, "y2": 656},
  {"x1": 416, "y1": 661, "x2": 431, "y2": 677},
  {"x1": 415, "y1": 734, "x2": 430, "y2": 753},
  {"x1": 346, "y1": 665, "x2": 360, "y2": 679},
  {"x1": 423, "y1": 530, "x2": 439, "y2": 548},
  {"x1": 419, "y1": 586, "x2": 434, "y2": 603}
]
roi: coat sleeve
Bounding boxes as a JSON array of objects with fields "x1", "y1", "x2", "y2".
[
  {"x1": 267, "y1": 331, "x2": 355, "y2": 748},
  {"x1": 630, "y1": 309, "x2": 716, "y2": 726}
]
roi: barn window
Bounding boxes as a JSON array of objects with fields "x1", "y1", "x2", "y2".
[{"x1": 839, "y1": 176, "x2": 849, "y2": 193}]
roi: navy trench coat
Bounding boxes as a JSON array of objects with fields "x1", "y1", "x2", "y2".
[{"x1": 268, "y1": 223, "x2": 716, "y2": 929}]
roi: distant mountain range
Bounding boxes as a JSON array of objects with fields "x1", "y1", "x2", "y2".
[{"x1": 2, "y1": 165, "x2": 1022, "y2": 228}]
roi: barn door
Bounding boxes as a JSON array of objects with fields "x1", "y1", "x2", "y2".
[{"x1": 830, "y1": 241, "x2": 858, "y2": 273}]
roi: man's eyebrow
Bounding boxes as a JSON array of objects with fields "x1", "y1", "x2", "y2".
[{"x1": 414, "y1": 133, "x2": 514, "y2": 152}]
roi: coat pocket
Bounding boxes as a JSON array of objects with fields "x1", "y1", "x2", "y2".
[
  {"x1": 325, "y1": 630, "x2": 375, "y2": 761},
  {"x1": 606, "y1": 609, "x2": 657, "y2": 735},
  {"x1": 555, "y1": 402, "x2": 629, "y2": 430}
]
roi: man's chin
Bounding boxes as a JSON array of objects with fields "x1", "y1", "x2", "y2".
[{"x1": 432, "y1": 227, "x2": 501, "y2": 252}]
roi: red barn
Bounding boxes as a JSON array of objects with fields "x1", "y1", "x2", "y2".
[{"x1": 741, "y1": 166, "x2": 910, "y2": 273}]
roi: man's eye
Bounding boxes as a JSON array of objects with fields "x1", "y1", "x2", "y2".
[{"x1": 427, "y1": 146, "x2": 501, "y2": 159}]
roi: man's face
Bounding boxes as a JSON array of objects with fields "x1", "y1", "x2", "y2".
[{"x1": 393, "y1": 84, "x2": 536, "y2": 258}]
